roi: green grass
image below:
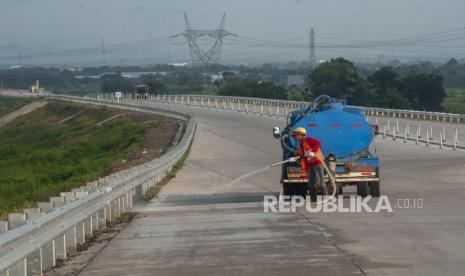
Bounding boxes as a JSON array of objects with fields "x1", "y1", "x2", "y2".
[
  {"x1": 443, "y1": 89, "x2": 465, "y2": 114},
  {"x1": 0, "y1": 96, "x2": 33, "y2": 117},
  {"x1": 0, "y1": 101, "x2": 152, "y2": 219}
]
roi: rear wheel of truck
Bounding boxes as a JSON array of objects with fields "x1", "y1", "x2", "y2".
[
  {"x1": 338, "y1": 184, "x2": 343, "y2": 195},
  {"x1": 369, "y1": 181, "x2": 380, "y2": 197},
  {"x1": 357, "y1": 182, "x2": 369, "y2": 197},
  {"x1": 283, "y1": 183, "x2": 293, "y2": 197},
  {"x1": 282, "y1": 183, "x2": 306, "y2": 198},
  {"x1": 296, "y1": 183, "x2": 307, "y2": 198}
]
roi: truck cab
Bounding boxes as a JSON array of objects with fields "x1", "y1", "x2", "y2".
[
  {"x1": 135, "y1": 85, "x2": 149, "y2": 99},
  {"x1": 273, "y1": 95, "x2": 380, "y2": 197}
]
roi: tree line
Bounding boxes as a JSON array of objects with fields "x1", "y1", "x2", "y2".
[
  {"x1": 310, "y1": 58, "x2": 446, "y2": 111},
  {"x1": 217, "y1": 58, "x2": 447, "y2": 111},
  {"x1": 0, "y1": 58, "x2": 449, "y2": 111}
]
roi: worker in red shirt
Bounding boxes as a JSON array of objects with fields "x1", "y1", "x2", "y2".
[{"x1": 291, "y1": 127, "x2": 327, "y2": 202}]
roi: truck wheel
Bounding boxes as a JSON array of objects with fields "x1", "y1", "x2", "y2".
[
  {"x1": 282, "y1": 183, "x2": 293, "y2": 197},
  {"x1": 369, "y1": 181, "x2": 380, "y2": 197},
  {"x1": 296, "y1": 183, "x2": 307, "y2": 198},
  {"x1": 357, "y1": 182, "x2": 369, "y2": 197}
]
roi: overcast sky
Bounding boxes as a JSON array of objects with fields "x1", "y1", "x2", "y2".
[{"x1": 1, "y1": 0, "x2": 465, "y2": 65}]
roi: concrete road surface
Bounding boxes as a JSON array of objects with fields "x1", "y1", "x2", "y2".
[{"x1": 79, "y1": 103, "x2": 465, "y2": 276}]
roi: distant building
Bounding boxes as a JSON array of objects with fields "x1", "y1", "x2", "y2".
[
  {"x1": 210, "y1": 74, "x2": 223, "y2": 84},
  {"x1": 286, "y1": 75, "x2": 305, "y2": 88},
  {"x1": 168, "y1": 63, "x2": 188, "y2": 67},
  {"x1": 30, "y1": 80, "x2": 44, "y2": 93},
  {"x1": 8, "y1": 65, "x2": 24, "y2": 70}
]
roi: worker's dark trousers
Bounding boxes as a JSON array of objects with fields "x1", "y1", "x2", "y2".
[{"x1": 308, "y1": 164, "x2": 327, "y2": 202}]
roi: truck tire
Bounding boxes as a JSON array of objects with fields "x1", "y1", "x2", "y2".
[
  {"x1": 296, "y1": 183, "x2": 307, "y2": 198},
  {"x1": 338, "y1": 184, "x2": 343, "y2": 195},
  {"x1": 283, "y1": 183, "x2": 293, "y2": 197},
  {"x1": 369, "y1": 181, "x2": 380, "y2": 197},
  {"x1": 357, "y1": 182, "x2": 369, "y2": 197},
  {"x1": 370, "y1": 168, "x2": 381, "y2": 197}
]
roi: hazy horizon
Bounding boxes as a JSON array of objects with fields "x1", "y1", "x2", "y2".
[{"x1": 2, "y1": 0, "x2": 465, "y2": 66}]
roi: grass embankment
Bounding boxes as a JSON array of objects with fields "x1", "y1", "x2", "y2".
[
  {"x1": 0, "y1": 96, "x2": 33, "y2": 117},
  {"x1": 0, "y1": 101, "x2": 157, "y2": 219},
  {"x1": 443, "y1": 89, "x2": 465, "y2": 114}
]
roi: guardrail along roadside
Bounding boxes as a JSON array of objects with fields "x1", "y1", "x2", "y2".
[{"x1": 0, "y1": 95, "x2": 196, "y2": 276}]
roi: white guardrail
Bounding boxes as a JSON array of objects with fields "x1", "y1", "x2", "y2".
[
  {"x1": 140, "y1": 94, "x2": 463, "y2": 149},
  {"x1": 0, "y1": 95, "x2": 196, "y2": 276},
  {"x1": 104, "y1": 93, "x2": 462, "y2": 123}
]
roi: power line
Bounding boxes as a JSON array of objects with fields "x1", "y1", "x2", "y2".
[
  {"x1": 0, "y1": 36, "x2": 178, "y2": 62},
  {"x1": 1, "y1": 26, "x2": 465, "y2": 66},
  {"x1": 318, "y1": 27, "x2": 465, "y2": 49}
]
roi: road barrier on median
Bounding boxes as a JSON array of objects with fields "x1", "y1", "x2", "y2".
[
  {"x1": 135, "y1": 94, "x2": 463, "y2": 149},
  {"x1": 85, "y1": 92, "x2": 464, "y2": 150},
  {"x1": 104, "y1": 93, "x2": 462, "y2": 123},
  {"x1": 109, "y1": 93, "x2": 463, "y2": 151},
  {"x1": 0, "y1": 95, "x2": 196, "y2": 276}
]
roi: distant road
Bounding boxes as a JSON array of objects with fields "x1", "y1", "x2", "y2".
[
  {"x1": 0, "y1": 90, "x2": 35, "y2": 97},
  {"x1": 0, "y1": 101, "x2": 47, "y2": 127}
]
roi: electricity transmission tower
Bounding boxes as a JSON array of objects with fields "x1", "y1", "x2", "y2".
[
  {"x1": 101, "y1": 38, "x2": 106, "y2": 66},
  {"x1": 171, "y1": 13, "x2": 237, "y2": 66},
  {"x1": 308, "y1": 28, "x2": 316, "y2": 68}
]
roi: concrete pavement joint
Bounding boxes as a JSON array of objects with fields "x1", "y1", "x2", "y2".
[{"x1": 296, "y1": 208, "x2": 367, "y2": 275}]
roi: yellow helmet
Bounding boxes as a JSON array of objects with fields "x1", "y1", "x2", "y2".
[{"x1": 291, "y1": 127, "x2": 307, "y2": 136}]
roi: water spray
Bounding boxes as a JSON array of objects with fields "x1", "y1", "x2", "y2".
[{"x1": 229, "y1": 155, "x2": 337, "y2": 205}]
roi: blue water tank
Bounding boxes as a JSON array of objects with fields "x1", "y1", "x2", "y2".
[{"x1": 290, "y1": 110, "x2": 373, "y2": 158}]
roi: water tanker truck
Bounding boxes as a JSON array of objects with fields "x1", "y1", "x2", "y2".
[{"x1": 272, "y1": 95, "x2": 380, "y2": 198}]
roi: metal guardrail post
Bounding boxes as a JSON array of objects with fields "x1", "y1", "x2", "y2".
[
  {"x1": 416, "y1": 127, "x2": 419, "y2": 145},
  {"x1": 426, "y1": 131, "x2": 430, "y2": 147}
]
